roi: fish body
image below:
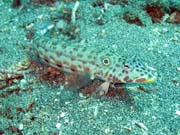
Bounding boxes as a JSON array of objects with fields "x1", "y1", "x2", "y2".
[{"x1": 35, "y1": 37, "x2": 157, "y2": 84}]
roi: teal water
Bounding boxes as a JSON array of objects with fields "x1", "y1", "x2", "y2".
[{"x1": 0, "y1": 0, "x2": 180, "y2": 135}]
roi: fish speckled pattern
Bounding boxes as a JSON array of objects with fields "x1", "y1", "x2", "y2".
[{"x1": 35, "y1": 36, "x2": 157, "y2": 84}]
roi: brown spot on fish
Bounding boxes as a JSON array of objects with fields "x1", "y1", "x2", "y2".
[
  {"x1": 118, "y1": 73, "x2": 122, "y2": 76},
  {"x1": 90, "y1": 61, "x2": 96, "y2": 65},
  {"x1": 107, "y1": 77, "x2": 112, "y2": 81},
  {"x1": 93, "y1": 72, "x2": 101, "y2": 78},
  {"x1": 56, "y1": 51, "x2": 63, "y2": 57},
  {"x1": 118, "y1": 58, "x2": 122, "y2": 62},
  {"x1": 77, "y1": 53, "x2": 83, "y2": 57},
  {"x1": 63, "y1": 61, "x2": 69, "y2": 65},
  {"x1": 115, "y1": 64, "x2": 121, "y2": 67},
  {"x1": 55, "y1": 61, "x2": 63, "y2": 68},
  {"x1": 135, "y1": 78, "x2": 146, "y2": 83},
  {"x1": 122, "y1": 68, "x2": 128, "y2": 74},
  {"x1": 43, "y1": 56, "x2": 49, "y2": 63},
  {"x1": 112, "y1": 68, "x2": 116, "y2": 72},
  {"x1": 82, "y1": 61, "x2": 87, "y2": 64},
  {"x1": 105, "y1": 72, "x2": 108, "y2": 77},
  {"x1": 88, "y1": 55, "x2": 92, "y2": 58},
  {"x1": 123, "y1": 76, "x2": 133, "y2": 82},
  {"x1": 124, "y1": 76, "x2": 129, "y2": 82},
  {"x1": 128, "y1": 79, "x2": 133, "y2": 82},
  {"x1": 78, "y1": 64, "x2": 82, "y2": 69},
  {"x1": 71, "y1": 56, "x2": 76, "y2": 61},
  {"x1": 70, "y1": 65, "x2": 78, "y2": 72},
  {"x1": 83, "y1": 67, "x2": 90, "y2": 73},
  {"x1": 109, "y1": 74, "x2": 112, "y2": 77},
  {"x1": 113, "y1": 77, "x2": 121, "y2": 83}
]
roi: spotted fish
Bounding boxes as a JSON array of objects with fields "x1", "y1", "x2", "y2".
[
  {"x1": 36, "y1": 39, "x2": 157, "y2": 94},
  {"x1": 35, "y1": 38, "x2": 157, "y2": 86}
]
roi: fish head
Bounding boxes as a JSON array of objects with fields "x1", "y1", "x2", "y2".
[
  {"x1": 95, "y1": 53, "x2": 157, "y2": 83},
  {"x1": 119, "y1": 57, "x2": 157, "y2": 83}
]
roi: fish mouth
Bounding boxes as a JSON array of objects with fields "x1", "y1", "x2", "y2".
[
  {"x1": 135, "y1": 76, "x2": 157, "y2": 83},
  {"x1": 135, "y1": 66, "x2": 157, "y2": 83},
  {"x1": 143, "y1": 76, "x2": 157, "y2": 83}
]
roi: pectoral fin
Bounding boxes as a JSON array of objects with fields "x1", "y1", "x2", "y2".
[
  {"x1": 96, "y1": 82, "x2": 110, "y2": 95},
  {"x1": 65, "y1": 72, "x2": 92, "y2": 90}
]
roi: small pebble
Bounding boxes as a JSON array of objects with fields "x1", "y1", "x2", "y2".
[
  {"x1": 135, "y1": 121, "x2": 148, "y2": 131},
  {"x1": 57, "y1": 92, "x2": 61, "y2": 95},
  {"x1": 152, "y1": 116, "x2": 156, "y2": 119},
  {"x1": 56, "y1": 123, "x2": 62, "y2": 129},
  {"x1": 93, "y1": 106, "x2": 98, "y2": 117},
  {"x1": 38, "y1": 14, "x2": 43, "y2": 19},
  {"x1": 60, "y1": 112, "x2": 65, "y2": 118},
  {"x1": 64, "y1": 118, "x2": 69, "y2": 123},
  {"x1": 176, "y1": 110, "x2": 180, "y2": 116},
  {"x1": 65, "y1": 102, "x2": 70, "y2": 105},
  {"x1": 104, "y1": 127, "x2": 111, "y2": 134},
  {"x1": 104, "y1": 109, "x2": 108, "y2": 112},
  {"x1": 47, "y1": 24, "x2": 54, "y2": 30},
  {"x1": 56, "y1": 20, "x2": 67, "y2": 30},
  {"x1": 26, "y1": 23, "x2": 34, "y2": 30},
  {"x1": 60, "y1": 85, "x2": 64, "y2": 90},
  {"x1": 19, "y1": 123, "x2": 23, "y2": 130},
  {"x1": 79, "y1": 93, "x2": 86, "y2": 98},
  {"x1": 177, "y1": 67, "x2": 180, "y2": 72}
]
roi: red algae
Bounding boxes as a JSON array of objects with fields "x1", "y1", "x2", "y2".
[
  {"x1": 123, "y1": 11, "x2": 144, "y2": 26},
  {"x1": 33, "y1": 0, "x2": 56, "y2": 6},
  {"x1": 31, "y1": 61, "x2": 65, "y2": 85},
  {"x1": 145, "y1": 5, "x2": 165, "y2": 23},
  {"x1": 12, "y1": 0, "x2": 21, "y2": 8},
  {"x1": 0, "y1": 130, "x2": 4, "y2": 135}
]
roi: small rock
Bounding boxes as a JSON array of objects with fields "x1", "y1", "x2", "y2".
[
  {"x1": 38, "y1": 14, "x2": 43, "y2": 19},
  {"x1": 60, "y1": 112, "x2": 65, "y2": 118},
  {"x1": 167, "y1": 11, "x2": 180, "y2": 24},
  {"x1": 93, "y1": 106, "x2": 98, "y2": 117},
  {"x1": 176, "y1": 110, "x2": 180, "y2": 116},
  {"x1": 19, "y1": 123, "x2": 23, "y2": 130},
  {"x1": 56, "y1": 92, "x2": 61, "y2": 95},
  {"x1": 60, "y1": 85, "x2": 64, "y2": 90},
  {"x1": 13, "y1": 58, "x2": 31, "y2": 71},
  {"x1": 177, "y1": 67, "x2": 180, "y2": 72},
  {"x1": 135, "y1": 121, "x2": 148, "y2": 131},
  {"x1": 56, "y1": 123, "x2": 62, "y2": 129},
  {"x1": 56, "y1": 20, "x2": 67, "y2": 30},
  {"x1": 104, "y1": 127, "x2": 111, "y2": 134}
]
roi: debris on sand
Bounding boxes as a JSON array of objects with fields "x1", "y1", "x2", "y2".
[{"x1": 176, "y1": 110, "x2": 180, "y2": 116}]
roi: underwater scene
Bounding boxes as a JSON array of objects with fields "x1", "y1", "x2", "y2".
[{"x1": 0, "y1": 0, "x2": 180, "y2": 134}]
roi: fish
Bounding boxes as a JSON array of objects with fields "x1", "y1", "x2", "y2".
[
  {"x1": 34, "y1": 28, "x2": 157, "y2": 94},
  {"x1": 36, "y1": 40, "x2": 157, "y2": 84}
]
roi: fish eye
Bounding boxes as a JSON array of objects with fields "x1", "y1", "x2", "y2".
[
  {"x1": 124, "y1": 64, "x2": 129, "y2": 68},
  {"x1": 102, "y1": 58, "x2": 110, "y2": 66}
]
